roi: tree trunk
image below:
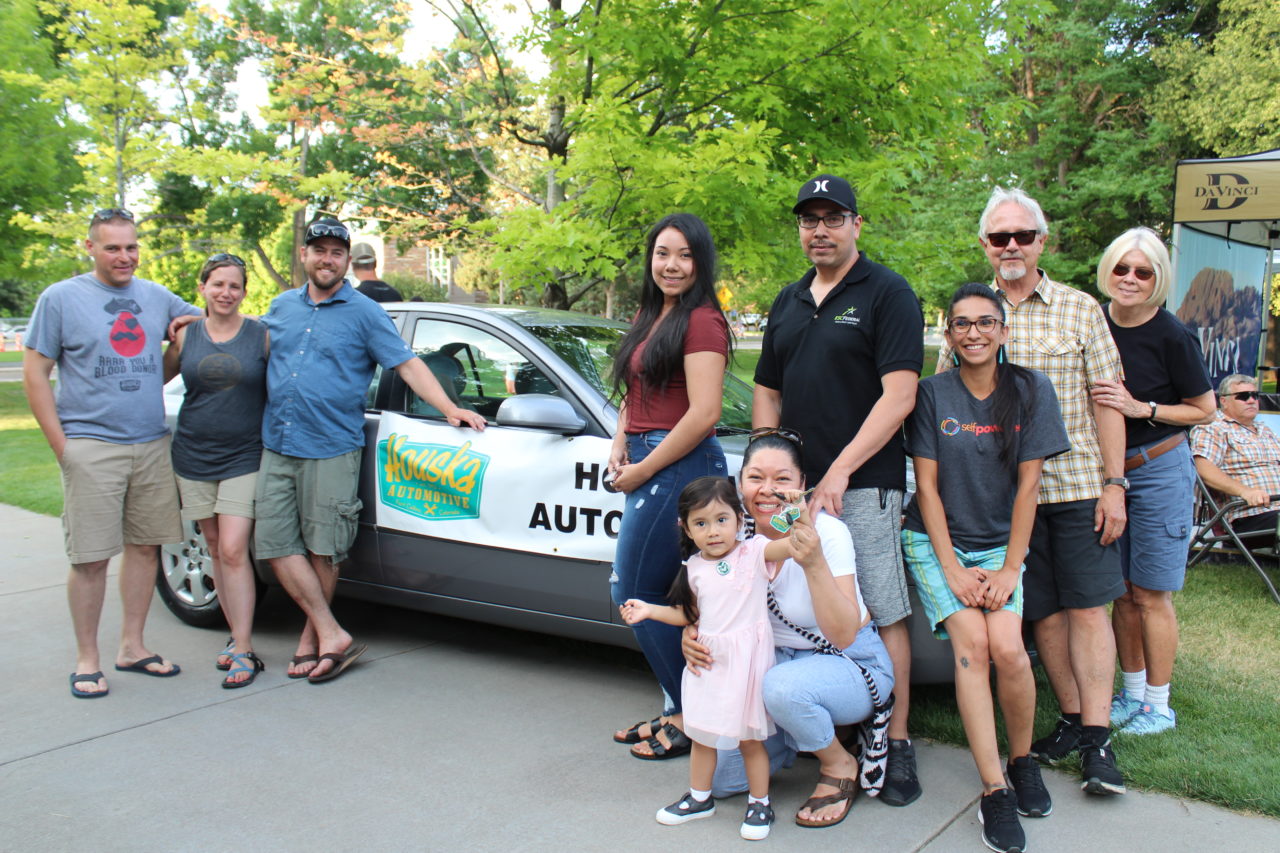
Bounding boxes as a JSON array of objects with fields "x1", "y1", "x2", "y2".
[{"x1": 289, "y1": 132, "x2": 310, "y2": 289}]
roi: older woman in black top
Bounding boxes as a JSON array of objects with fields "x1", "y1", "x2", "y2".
[{"x1": 1090, "y1": 228, "x2": 1214, "y2": 736}]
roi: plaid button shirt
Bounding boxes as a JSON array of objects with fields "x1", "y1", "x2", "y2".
[
  {"x1": 1190, "y1": 411, "x2": 1280, "y2": 522},
  {"x1": 937, "y1": 273, "x2": 1123, "y2": 505}
]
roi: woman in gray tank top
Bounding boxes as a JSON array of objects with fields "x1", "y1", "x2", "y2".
[{"x1": 163, "y1": 254, "x2": 269, "y2": 688}]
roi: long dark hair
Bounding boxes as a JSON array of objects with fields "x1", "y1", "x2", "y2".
[
  {"x1": 947, "y1": 283, "x2": 1035, "y2": 469},
  {"x1": 610, "y1": 213, "x2": 728, "y2": 400},
  {"x1": 667, "y1": 475, "x2": 744, "y2": 624}
]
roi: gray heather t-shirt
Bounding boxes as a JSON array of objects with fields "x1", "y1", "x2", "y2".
[
  {"x1": 903, "y1": 367, "x2": 1071, "y2": 551},
  {"x1": 25, "y1": 273, "x2": 201, "y2": 444}
]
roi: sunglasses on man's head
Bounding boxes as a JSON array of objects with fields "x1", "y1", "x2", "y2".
[
  {"x1": 306, "y1": 222, "x2": 350, "y2": 242},
  {"x1": 1230, "y1": 391, "x2": 1260, "y2": 402},
  {"x1": 1112, "y1": 263, "x2": 1155, "y2": 281},
  {"x1": 985, "y1": 230, "x2": 1037, "y2": 248},
  {"x1": 91, "y1": 207, "x2": 134, "y2": 223}
]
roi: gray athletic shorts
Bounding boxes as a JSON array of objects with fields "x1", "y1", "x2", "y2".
[{"x1": 840, "y1": 487, "x2": 911, "y2": 627}]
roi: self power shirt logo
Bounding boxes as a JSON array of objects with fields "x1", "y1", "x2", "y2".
[
  {"x1": 940, "y1": 417, "x2": 961, "y2": 436},
  {"x1": 378, "y1": 433, "x2": 489, "y2": 520},
  {"x1": 940, "y1": 417, "x2": 1019, "y2": 436}
]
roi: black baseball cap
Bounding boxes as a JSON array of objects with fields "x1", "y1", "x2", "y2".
[
  {"x1": 304, "y1": 217, "x2": 351, "y2": 247},
  {"x1": 793, "y1": 174, "x2": 858, "y2": 214}
]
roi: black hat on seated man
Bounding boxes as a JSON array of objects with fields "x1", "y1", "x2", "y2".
[
  {"x1": 304, "y1": 217, "x2": 350, "y2": 247},
  {"x1": 793, "y1": 174, "x2": 858, "y2": 215}
]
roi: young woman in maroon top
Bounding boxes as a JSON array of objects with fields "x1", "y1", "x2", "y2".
[{"x1": 609, "y1": 213, "x2": 732, "y2": 759}]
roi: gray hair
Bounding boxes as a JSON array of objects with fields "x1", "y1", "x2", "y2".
[
  {"x1": 1096, "y1": 227, "x2": 1173, "y2": 307},
  {"x1": 1218, "y1": 373, "x2": 1256, "y2": 400},
  {"x1": 978, "y1": 186, "x2": 1048, "y2": 239}
]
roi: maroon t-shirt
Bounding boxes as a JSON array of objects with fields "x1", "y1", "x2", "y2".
[{"x1": 624, "y1": 303, "x2": 728, "y2": 434}]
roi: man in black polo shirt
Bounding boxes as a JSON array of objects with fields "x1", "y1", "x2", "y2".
[{"x1": 755, "y1": 174, "x2": 924, "y2": 812}]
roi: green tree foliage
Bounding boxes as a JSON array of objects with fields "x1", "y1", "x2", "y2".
[
  {"x1": 0, "y1": 0, "x2": 85, "y2": 311},
  {"x1": 1155, "y1": 0, "x2": 1280, "y2": 155}
]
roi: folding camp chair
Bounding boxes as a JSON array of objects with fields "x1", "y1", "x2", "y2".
[{"x1": 1187, "y1": 474, "x2": 1280, "y2": 605}]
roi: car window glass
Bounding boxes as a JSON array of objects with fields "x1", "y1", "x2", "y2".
[{"x1": 405, "y1": 318, "x2": 556, "y2": 421}]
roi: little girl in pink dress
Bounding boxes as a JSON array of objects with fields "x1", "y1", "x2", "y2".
[{"x1": 622, "y1": 476, "x2": 802, "y2": 842}]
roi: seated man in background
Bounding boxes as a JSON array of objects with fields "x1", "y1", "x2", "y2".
[{"x1": 1190, "y1": 373, "x2": 1280, "y2": 533}]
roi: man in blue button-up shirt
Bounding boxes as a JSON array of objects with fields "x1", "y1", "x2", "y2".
[{"x1": 256, "y1": 218, "x2": 486, "y2": 683}]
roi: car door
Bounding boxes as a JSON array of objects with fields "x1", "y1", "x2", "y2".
[{"x1": 370, "y1": 311, "x2": 622, "y2": 622}]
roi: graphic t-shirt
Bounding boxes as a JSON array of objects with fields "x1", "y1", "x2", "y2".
[
  {"x1": 25, "y1": 273, "x2": 201, "y2": 444},
  {"x1": 903, "y1": 368, "x2": 1071, "y2": 551}
]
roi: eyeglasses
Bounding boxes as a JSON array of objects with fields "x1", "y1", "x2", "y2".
[
  {"x1": 748, "y1": 427, "x2": 803, "y2": 447},
  {"x1": 1112, "y1": 263, "x2": 1155, "y2": 281},
  {"x1": 797, "y1": 213, "x2": 854, "y2": 230},
  {"x1": 985, "y1": 230, "x2": 1038, "y2": 248},
  {"x1": 948, "y1": 316, "x2": 1003, "y2": 334},
  {"x1": 305, "y1": 221, "x2": 350, "y2": 242},
  {"x1": 91, "y1": 208, "x2": 135, "y2": 223},
  {"x1": 207, "y1": 252, "x2": 246, "y2": 267},
  {"x1": 1229, "y1": 391, "x2": 1260, "y2": 402}
]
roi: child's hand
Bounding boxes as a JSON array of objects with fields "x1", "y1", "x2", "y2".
[{"x1": 620, "y1": 599, "x2": 652, "y2": 625}]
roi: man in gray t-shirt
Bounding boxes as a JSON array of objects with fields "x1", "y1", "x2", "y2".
[{"x1": 24, "y1": 209, "x2": 201, "y2": 699}]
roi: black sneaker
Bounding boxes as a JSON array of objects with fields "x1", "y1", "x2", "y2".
[
  {"x1": 655, "y1": 791, "x2": 716, "y2": 825},
  {"x1": 978, "y1": 788, "x2": 1026, "y2": 853},
  {"x1": 878, "y1": 739, "x2": 922, "y2": 806},
  {"x1": 739, "y1": 802, "x2": 774, "y2": 841},
  {"x1": 1029, "y1": 716, "x2": 1082, "y2": 765},
  {"x1": 1079, "y1": 739, "x2": 1126, "y2": 796},
  {"x1": 1006, "y1": 754, "x2": 1053, "y2": 817}
]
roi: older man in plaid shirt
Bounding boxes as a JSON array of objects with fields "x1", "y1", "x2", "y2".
[
  {"x1": 939, "y1": 187, "x2": 1129, "y2": 797},
  {"x1": 1191, "y1": 374, "x2": 1280, "y2": 531}
]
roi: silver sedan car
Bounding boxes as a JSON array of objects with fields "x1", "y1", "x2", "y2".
[{"x1": 159, "y1": 302, "x2": 952, "y2": 681}]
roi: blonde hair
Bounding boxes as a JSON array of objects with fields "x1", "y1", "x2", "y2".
[{"x1": 1096, "y1": 227, "x2": 1172, "y2": 306}]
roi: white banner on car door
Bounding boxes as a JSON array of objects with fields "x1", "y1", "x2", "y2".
[{"x1": 373, "y1": 411, "x2": 624, "y2": 562}]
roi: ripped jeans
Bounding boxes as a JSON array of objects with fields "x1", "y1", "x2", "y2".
[{"x1": 611, "y1": 431, "x2": 727, "y2": 714}]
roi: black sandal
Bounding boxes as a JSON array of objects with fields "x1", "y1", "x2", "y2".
[
  {"x1": 614, "y1": 716, "x2": 663, "y2": 744},
  {"x1": 631, "y1": 721, "x2": 692, "y2": 760}
]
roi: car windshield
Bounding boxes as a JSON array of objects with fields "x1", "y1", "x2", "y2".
[{"x1": 519, "y1": 320, "x2": 753, "y2": 431}]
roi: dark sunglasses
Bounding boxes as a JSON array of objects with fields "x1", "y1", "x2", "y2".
[
  {"x1": 305, "y1": 221, "x2": 350, "y2": 243},
  {"x1": 749, "y1": 427, "x2": 803, "y2": 447},
  {"x1": 207, "y1": 252, "x2": 246, "y2": 267},
  {"x1": 1112, "y1": 263, "x2": 1155, "y2": 281},
  {"x1": 986, "y1": 230, "x2": 1037, "y2": 248},
  {"x1": 1230, "y1": 391, "x2": 1260, "y2": 402},
  {"x1": 91, "y1": 207, "x2": 135, "y2": 223}
]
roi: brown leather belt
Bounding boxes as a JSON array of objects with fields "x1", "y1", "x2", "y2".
[{"x1": 1123, "y1": 432, "x2": 1186, "y2": 472}]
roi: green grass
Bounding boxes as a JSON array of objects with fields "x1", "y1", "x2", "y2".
[
  {"x1": 912, "y1": 560, "x2": 1280, "y2": 817},
  {"x1": 0, "y1": 350, "x2": 24, "y2": 363},
  {"x1": 0, "y1": 384, "x2": 62, "y2": 515}
]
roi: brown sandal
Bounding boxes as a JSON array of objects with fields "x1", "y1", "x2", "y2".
[{"x1": 795, "y1": 774, "x2": 858, "y2": 828}]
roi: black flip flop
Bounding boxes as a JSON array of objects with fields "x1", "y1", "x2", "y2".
[
  {"x1": 308, "y1": 643, "x2": 368, "y2": 684},
  {"x1": 631, "y1": 721, "x2": 692, "y2": 760},
  {"x1": 70, "y1": 671, "x2": 108, "y2": 699},
  {"x1": 114, "y1": 655, "x2": 181, "y2": 677},
  {"x1": 287, "y1": 653, "x2": 319, "y2": 679}
]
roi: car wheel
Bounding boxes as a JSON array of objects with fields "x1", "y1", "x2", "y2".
[{"x1": 155, "y1": 520, "x2": 226, "y2": 628}]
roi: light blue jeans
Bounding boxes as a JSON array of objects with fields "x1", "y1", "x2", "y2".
[{"x1": 711, "y1": 622, "x2": 894, "y2": 796}]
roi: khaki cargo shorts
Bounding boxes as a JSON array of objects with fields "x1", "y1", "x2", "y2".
[
  {"x1": 59, "y1": 435, "x2": 183, "y2": 564},
  {"x1": 176, "y1": 471, "x2": 258, "y2": 522}
]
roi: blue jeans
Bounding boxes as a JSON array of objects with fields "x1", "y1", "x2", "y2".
[
  {"x1": 610, "y1": 431, "x2": 726, "y2": 714},
  {"x1": 712, "y1": 622, "x2": 894, "y2": 796}
]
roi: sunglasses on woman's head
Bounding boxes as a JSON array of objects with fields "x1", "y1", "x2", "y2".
[
  {"x1": 1112, "y1": 263, "x2": 1155, "y2": 281},
  {"x1": 748, "y1": 427, "x2": 803, "y2": 447}
]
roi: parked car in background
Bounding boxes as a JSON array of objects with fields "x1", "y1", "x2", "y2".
[
  {"x1": 741, "y1": 312, "x2": 762, "y2": 330},
  {"x1": 159, "y1": 302, "x2": 953, "y2": 682}
]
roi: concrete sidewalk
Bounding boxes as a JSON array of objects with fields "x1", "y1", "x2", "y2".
[{"x1": 2, "y1": 502, "x2": 1276, "y2": 852}]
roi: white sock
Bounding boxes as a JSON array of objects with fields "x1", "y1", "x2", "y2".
[
  {"x1": 749, "y1": 795, "x2": 770, "y2": 806},
  {"x1": 1122, "y1": 669, "x2": 1146, "y2": 701},
  {"x1": 689, "y1": 787, "x2": 712, "y2": 803},
  {"x1": 1145, "y1": 682, "x2": 1171, "y2": 716}
]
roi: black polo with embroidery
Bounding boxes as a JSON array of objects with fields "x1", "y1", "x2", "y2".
[{"x1": 755, "y1": 253, "x2": 923, "y2": 491}]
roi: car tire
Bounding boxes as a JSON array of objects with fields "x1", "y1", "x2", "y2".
[{"x1": 155, "y1": 519, "x2": 268, "y2": 628}]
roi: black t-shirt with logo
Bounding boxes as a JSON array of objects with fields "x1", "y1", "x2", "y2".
[{"x1": 755, "y1": 254, "x2": 923, "y2": 491}]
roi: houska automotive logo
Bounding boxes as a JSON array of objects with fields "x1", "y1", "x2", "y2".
[{"x1": 377, "y1": 433, "x2": 490, "y2": 521}]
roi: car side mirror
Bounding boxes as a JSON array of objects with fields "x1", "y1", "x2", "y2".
[{"x1": 496, "y1": 394, "x2": 587, "y2": 435}]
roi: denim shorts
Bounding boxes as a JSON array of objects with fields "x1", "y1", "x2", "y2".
[{"x1": 1120, "y1": 439, "x2": 1195, "y2": 592}]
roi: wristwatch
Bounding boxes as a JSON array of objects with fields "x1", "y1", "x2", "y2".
[
  {"x1": 1148, "y1": 401, "x2": 1158, "y2": 419},
  {"x1": 1103, "y1": 477, "x2": 1130, "y2": 491}
]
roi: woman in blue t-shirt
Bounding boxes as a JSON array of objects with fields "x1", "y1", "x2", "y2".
[{"x1": 902, "y1": 283, "x2": 1070, "y2": 853}]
